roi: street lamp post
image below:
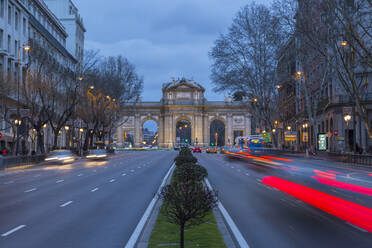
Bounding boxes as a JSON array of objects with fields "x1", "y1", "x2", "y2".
[
  {"x1": 302, "y1": 123, "x2": 309, "y2": 156},
  {"x1": 15, "y1": 44, "x2": 30, "y2": 155},
  {"x1": 344, "y1": 114, "x2": 351, "y2": 152},
  {"x1": 215, "y1": 132, "x2": 218, "y2": 147}
]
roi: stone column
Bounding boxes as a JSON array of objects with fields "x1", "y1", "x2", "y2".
[
  {"x1": 134, "y1": 114, "x2": 141, "y2": 147},
  {"x1": 158, "y1": 115, "x2": 164, "y2": 147},
  {"x1": 204, "y1": 114, "x2": 210, "y2": 147},
  {"x1": 227, "y1": 113, "x2": 233, "y2": 147},
  {"x1": 117, "y1": 127, "x2": 123, "y2": 148},
  {"x1": 245, "y1": 114, "x2": 251, "y2": 137}
]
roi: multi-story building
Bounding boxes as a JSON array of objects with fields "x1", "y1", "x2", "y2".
[
  {"x1": 277, "y1": 37, "x2": 297, "y2": 150},
  {"x1": 0, "y1": 0, "x2": 83, "y2": 154},
  {"x1": 278, "y1": 0, "x2": 372, "y2": 154},
  {"x1": 44, "y1": 0, "x2": 85, "y2": 66}
]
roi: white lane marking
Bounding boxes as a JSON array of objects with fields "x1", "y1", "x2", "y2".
[
  {"x1": 245, "y1": 173, "x2": 250, "y2": 176},
  {"x1": 130, "y1": 170, "x2": 135, "y2": 172},
  {"x1": 237, "y1": 169, "x2": 241, "y2": 172},
  {"x1": 77, "y1": 174, "x2": 83, "y2": 177},
  {"x1": 109, "y1": 179, "x2": 115, "y2": 183},
  {"x1": 93, "y1": 170, "x2": 97, "y2": 172},
  {"x1": 345, "y1": 221, "x2": 368, "y2": 232},
  {"x1": 60, "y1": 201, "x2": 73, "y2": 207},
  {"x1": 122, "y1": 173, "x2": 127, "y2": 176},
  {"x1": 138, "y1": 166, "x2": 141, "y2": 168},
  {"x1": 125, "y1": 163, "x2": 175, "y2": 248},
  {"x1": 34, "y1": 174, "x2": 41, "y2": 178},
  {"x1": 56, "y1": 179, "x2": 64, "y2": 183},
  {"x1": 4, "y1": 181, "x2": 14, "y2": 185},
  {"x1": 205, "y1": 178, "x2": 250, "y2": 248},
  {"x1": 91, "y1": 188, "x2": 99, "y2": 192},
  {"x1": 1, "y1": 225, "x2": 26, "y2": 237},
  {"x1": 24, "y1": 188, "x2": 37, "y2": 193}
]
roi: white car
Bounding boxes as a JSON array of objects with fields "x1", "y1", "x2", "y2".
[{"x1": 45, "y1": 150, "x2": 76, "y2": 164}]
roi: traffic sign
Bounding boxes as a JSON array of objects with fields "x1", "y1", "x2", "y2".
[{"x1": 334, "y1": 130, "x2": 338, "y2": 136}]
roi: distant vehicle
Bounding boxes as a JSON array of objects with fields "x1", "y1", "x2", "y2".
[
  {"x1": 235, "y1": 135, "x2": 264, "y2": 149},
  {"x1": 206, "y1": 147, "x2": 218, "y2": 153},
  {"x1": 219, "y1": 146, "x2": 228, "y2": 154},
  {"x1": 45, "y1": 150, "x2": 75, "y2": 164},
  {"x1": 86, "y1": 149, "x2": 107, "y2": 160},
  {"x1": 174, "y1": 145, "x2": 180, "y2": 151},
  {"x1": 192, "y1": 147, "x2": 202, "y2": 153}
]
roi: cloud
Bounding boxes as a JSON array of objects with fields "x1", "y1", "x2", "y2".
[{"x1": 74, "y1": 0, "x2": 271, "y2": 100}]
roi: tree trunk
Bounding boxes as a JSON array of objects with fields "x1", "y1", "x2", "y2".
[
  {"x1": 37, "y1": 132, "x2": 45, "y2": 154},
  {"x1": 53, "y1": 131, "x2": 59, "y2": 149},
  {"x1": 180, "y1": 223, "x2": 185, "y2": 248}
]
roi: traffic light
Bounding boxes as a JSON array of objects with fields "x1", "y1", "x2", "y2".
[
  {"x1": 185, "y1": 138, "x2": 189, "y2": 143},
  {"x1": 211, "y1": 142, "x2": 214, "y2": 146}
]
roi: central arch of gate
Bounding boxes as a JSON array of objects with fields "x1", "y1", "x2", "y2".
[{"x1": 116, "y1": 78, "x2": 252, "y2": 148}]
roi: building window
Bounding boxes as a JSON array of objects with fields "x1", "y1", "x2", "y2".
[
  {"x1": 15, "y1": 11, "x2": 18, "y2": 30},
  {"x1": 7, "y1": 35, "x2": 10, "y2": 52},
  {"x1": 0, "y1": 29, "x2": 3, "y2": 48},
  {"x1": 8, "y1": 5, "x2": 11, "y2": 25},
  {"x1": 23, "y1": 18, "x2": 26, "y2": 36},
  {"x1": 0, "y1": 0, "x2": 4, "y2": 18},
  {"x1": 14, "y1": 40, "x2": 17, "y2": 57}
]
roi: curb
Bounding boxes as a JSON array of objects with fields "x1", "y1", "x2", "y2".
[
  {"x1": 125, "y1": 162, "x2": 175, "y2": 248},
  {"x1": 205, "y1": 178, "x2": 250, "y2": 248}
]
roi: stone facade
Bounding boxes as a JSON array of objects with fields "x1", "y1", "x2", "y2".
[{"x1": 117, "y1": 78, "x2": 252, "y2": 148}]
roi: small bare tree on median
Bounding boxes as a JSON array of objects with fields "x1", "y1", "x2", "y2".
[{"x1": 160, "y1": 181, "x2": 218, "y2": 248}]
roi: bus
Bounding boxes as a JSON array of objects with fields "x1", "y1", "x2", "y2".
[{"x1": 235, "y1": 135, "x2": 264, "y2": 149}]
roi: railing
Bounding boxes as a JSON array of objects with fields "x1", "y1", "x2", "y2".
[
  {"x1": 0, "y1": 155, "x2": 46, "y2": 170},
  {"x1": 328, "y1": 153, "x2": 372, "y2": 166}
]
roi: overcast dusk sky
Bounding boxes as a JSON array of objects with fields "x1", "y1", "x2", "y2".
[{"x1": 74, "y1": 0, "x2": 271, "y2": 101}]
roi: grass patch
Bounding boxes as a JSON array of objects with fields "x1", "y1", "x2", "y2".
[{"x1": 149, "y1": 206, "x2": 226, "y2": 248}]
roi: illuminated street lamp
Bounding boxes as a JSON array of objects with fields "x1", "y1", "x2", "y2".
[
  {"x1": 272, "y1": 129, "x2": 276, "y2": 133},
  {"x1": 341, "y1": 41, "x2": 348, "y2": 47},
  {"x1": 65, "y1": 125, "x2": 70, "y2": 131},
  {"x1": 344, "y1": 114, "x2": 352, "y2": 152},
  {"x1": 253, "y1": 98, "x2": 258, "y2": 103},
  {"x1": 43, "y1": 123, "x2": 47, "y2": 129},
  {"x1": 79, "y1": 128, "x2": 84, "y2": 133},
  {"x1": 287, "y1": 126, "x2": 291, "y2": 131},
  {"x1": 276, "y1": 85, "x2": 281, "y2": 89}
]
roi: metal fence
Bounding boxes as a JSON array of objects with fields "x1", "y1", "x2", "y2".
[{"x1": 0, "y1": 155, "x2": 46, "y2": 170}]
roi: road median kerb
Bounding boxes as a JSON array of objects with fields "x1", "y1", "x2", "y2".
[
  {"x1": 125, "y1": 161, "x2": 175, "y2": 248},
  {"x1": 205, "y1": 178, "x2": 250, "y2": 248}
]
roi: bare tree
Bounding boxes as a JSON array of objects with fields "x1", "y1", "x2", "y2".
[
  {"x1": 79, "y1": 53, "x2": 143, "y2": 150},
  {"x1": 326, "y1": 0, "x2": 372, "y2": 140},
  {"x1": 210, "y1": 3, "x2": 285, "y2": 144}
]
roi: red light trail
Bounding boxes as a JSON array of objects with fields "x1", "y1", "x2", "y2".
[
  {"x1": 312, "y1": 176, "x2": 372, "y2": 196},
  {"x1": 262, "y1": 176, "x2": 372, "y2": 233}
]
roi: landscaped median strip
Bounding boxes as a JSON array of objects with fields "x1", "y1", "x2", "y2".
[{"x1": 148, "y1": 148, "x2": 232, "y2": 248}]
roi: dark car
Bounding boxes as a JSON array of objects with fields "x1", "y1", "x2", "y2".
[
  {"x1": 192, "y1": 147, "x2": 202, "y2": 153},
  {"x1": 45, "y1": 150, "x2": 76, "y2": 164},
  {"x1": 86, "y1": 149, "x2": 108, "y2": 160}
]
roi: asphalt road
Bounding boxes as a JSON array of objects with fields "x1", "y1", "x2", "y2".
[
  {"x1": 196, "y1": 151, "x2": 372, "y2": 248},
  {"x1": 0, "y1": 151, "x2": 175, "y2": 248}
]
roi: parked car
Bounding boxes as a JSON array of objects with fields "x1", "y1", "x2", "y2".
[
  {"x1": 45, "y1": 150, "x2": 76, "y2": 164},
  {"x1": 206, "y1": 147, "x2": 218, "y2": 153},
  {"x1": 86, "y1": 149, "x2": 108, "y2": 160},
  {"x1": 192, "y1": 146, "x2": 202, "y2": 153}
]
